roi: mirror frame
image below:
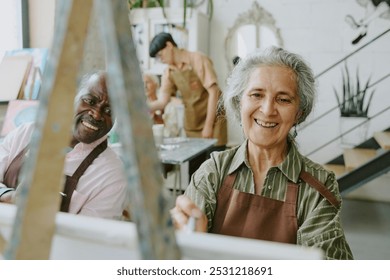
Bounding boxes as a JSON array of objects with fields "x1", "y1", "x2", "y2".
[{"x1": 224, "y1": 1, "x2": 284, "y2": 71}]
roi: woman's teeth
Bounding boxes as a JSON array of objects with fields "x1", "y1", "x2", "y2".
[{"x1": 255, "y1": 120, "x2": 277, "y2": 128}]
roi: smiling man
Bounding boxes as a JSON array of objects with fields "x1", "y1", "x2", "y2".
[{"x1": 0, "y1": 71, "x2": 129, "y2": 220}]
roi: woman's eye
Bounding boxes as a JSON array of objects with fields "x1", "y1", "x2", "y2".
[
  {"x1": 250, "y1": 92, "x2": 262, "y2": 99},
  {"x1": 277, "y1": 97, "x2": 292, "y2": 104}
]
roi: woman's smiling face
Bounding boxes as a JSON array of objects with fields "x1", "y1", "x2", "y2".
[{"x1": 240, "y1": 65, "x2": 301, "y2": 149}]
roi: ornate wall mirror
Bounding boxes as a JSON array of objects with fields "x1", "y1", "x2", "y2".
[{"x1": 225, "y1": 1, "x2": 284, "y2": 71}]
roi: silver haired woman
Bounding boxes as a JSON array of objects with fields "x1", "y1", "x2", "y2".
[{"x1": 171, "y1": 47, "x2": 353, "y2": 260}]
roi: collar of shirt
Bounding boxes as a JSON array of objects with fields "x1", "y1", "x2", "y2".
[
  {"x1": 66, "y1": 135, "x2": 108, "y2": 159},
  {"x1": 227, "y1": 139, "x2": 303, "y2": 184},
  {"x1": 169, "y1": 48, "x2": 192, "y2": 71}
]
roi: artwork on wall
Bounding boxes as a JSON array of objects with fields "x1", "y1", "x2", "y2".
[
  {"x1": 345, "y1": 0, "x2": 390, "y2": 44},
  {"x1": 0, "y1": 99, "x2": 39, "y2": 137},
  {"x1": 0, "y1": 55, "x2": 32, "y2": 102},
  {"x1": 0, "y1": 48, "x2": 48, "y2": 102}
]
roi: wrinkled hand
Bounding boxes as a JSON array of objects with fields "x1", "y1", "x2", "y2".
[{"x1": 170, "y1": 195, "x2": 207, "y2": 232}]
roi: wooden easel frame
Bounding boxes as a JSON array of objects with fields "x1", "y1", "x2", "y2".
[{"x1": 2, "y1": 0, "x2": 179, "y2": 260}]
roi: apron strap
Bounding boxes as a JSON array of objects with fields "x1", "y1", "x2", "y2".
[
  {"x1": 222, "y1": 172, "x2": 237, "y2": 189},
  {"x1": 299, "y1": 170, "x2": 340, "y2": 208},
  {"x1": 222, "y1": 169, "x2": 340, "y2": 208},
  {"x1": 60, "y1": 139, "x2": 108, "y2": 212}
]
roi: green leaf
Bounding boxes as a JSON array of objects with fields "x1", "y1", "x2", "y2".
[{"x1": 335, "y1": 62, "x2": 375, "y2": 117}]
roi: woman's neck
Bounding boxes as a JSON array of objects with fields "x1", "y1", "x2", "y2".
[{"x1": 247, "y1": 140, "x2": 288, "y2": 172}]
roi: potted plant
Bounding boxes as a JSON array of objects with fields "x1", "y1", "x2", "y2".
[
  {"x1": 128, "y1": 0, "x2": 213, "y2": 28},
  {"x1": 333, "y1": 62, "x2": 376, "y2": 147},
  {"x1": 128, "y1": 0, "x2": 165, "y2": 9}
]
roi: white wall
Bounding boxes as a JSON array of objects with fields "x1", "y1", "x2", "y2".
[
  {"x1": 26, "y1": 0, "x2": 390, "y2": 164},
  {"x1": 0, "y1": 0, "x2": 22, "y2": 59},
  {"x1": 28, "y1": 0, "x2": 55, "y2": 48},
  {"x1": 207, "y1": 0, "x2": 390, "y2": 164}
]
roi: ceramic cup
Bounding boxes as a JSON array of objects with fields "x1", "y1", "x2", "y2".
[{"x1": 152, "y1": 124, "x2": 164, "y2": 147}]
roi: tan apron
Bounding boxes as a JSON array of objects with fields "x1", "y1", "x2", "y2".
[
  {"x1": 210, "y1": 170, "x2": 340, "y2": 244},
  {"x1": 170, "y1": 68, "x2": 227, "y2": 146},
  {"x1": 3, "y1": 140, "x2": 107, "y2": 213}
]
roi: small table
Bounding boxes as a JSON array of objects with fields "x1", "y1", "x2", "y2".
[
  {"x1": 109, "y1": 137, "x2": 217, "y2": 196},
  {"x1": 159, "y1": 137, "x2": 217, "y2": 195},
  {"x1": 159, "y1": 137, "x2": 217, "y2": 164}
]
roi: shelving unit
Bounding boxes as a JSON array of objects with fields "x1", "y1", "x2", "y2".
[{"x1": 129, "y1": 7, "x2": 210, "y2": 75}]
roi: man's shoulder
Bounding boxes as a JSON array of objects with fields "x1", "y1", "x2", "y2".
[
  {"x1": 187, "y1": 50, "x2": 210, "y2": 62},
  {"x1": 14, "y1": 121, "x2": 35, "y2": 133},
  {"x1": 101, "y1": 147, "x2": 124, "y2": 163},
  {"x1": 4, "y1": 121, "x2": 35, "y2": 140},
  {"x1": 93, "y1": 147, "x2": 126, "y2": 179}
]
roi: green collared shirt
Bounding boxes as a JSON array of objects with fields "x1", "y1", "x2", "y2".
[{"x1": 185, "y1": 139, "x2": 353, "y2": 260}]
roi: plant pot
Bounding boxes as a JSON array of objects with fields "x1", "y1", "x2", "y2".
[
  {"x1": 339, "y1": 116, "x2": 369, "y2": 148},
  {"x1": 169, "y1": 0, "x2": 184, "y2": 8}
]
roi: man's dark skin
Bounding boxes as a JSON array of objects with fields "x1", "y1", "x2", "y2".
[
  {"x1": 72, "y1": 75, "x2": 113, "y2": 145},
  {"x1": 0, "y1": 72, "x2": 114, "y2": 203}
]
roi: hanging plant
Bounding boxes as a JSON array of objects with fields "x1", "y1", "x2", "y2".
[
  {"x1": 128, "y1": 0, "x2": 213, "y2": 29},
  {"x1": 184, "y1": 0, "x2": 214, "y2": 28}
]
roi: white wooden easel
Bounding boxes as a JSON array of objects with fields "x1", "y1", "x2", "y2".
[{"x1": 1, "y1": 0, "x2": 179, "y2": 260}]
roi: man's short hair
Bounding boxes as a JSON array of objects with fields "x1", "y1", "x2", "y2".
[{"x1": 149, "y1": 32, "x2": 177, "y2": 57}]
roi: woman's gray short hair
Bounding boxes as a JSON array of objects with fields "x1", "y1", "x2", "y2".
[{"x1": 223, "y1": 46, "x2": 316, "y2": 125}]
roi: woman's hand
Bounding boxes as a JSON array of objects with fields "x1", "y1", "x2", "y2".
[{"x1": 170, "y1": 195, "x2": 207, "y2": 232}]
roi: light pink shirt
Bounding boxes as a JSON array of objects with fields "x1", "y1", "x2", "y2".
[{"x1": 0, "y1": 123, "x2": 129, "y2": 220}]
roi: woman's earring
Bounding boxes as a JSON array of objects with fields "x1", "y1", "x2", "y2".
[{"x1": 292, "y1": 125, "x2": 298, "y2": 138}]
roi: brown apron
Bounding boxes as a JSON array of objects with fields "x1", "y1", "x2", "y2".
[
  {"x1": 60, "y1": 140, "x2": 107, "y2": 212},
  {"x1": 210, "y1": 170, "x2": 340, "y2": 244},
  {"x1": 2, "y1": 140, "x2": 107, "y2": 213},
  {"x1": 170, "y1": 68, "x2": 227, "y2": 146}
]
